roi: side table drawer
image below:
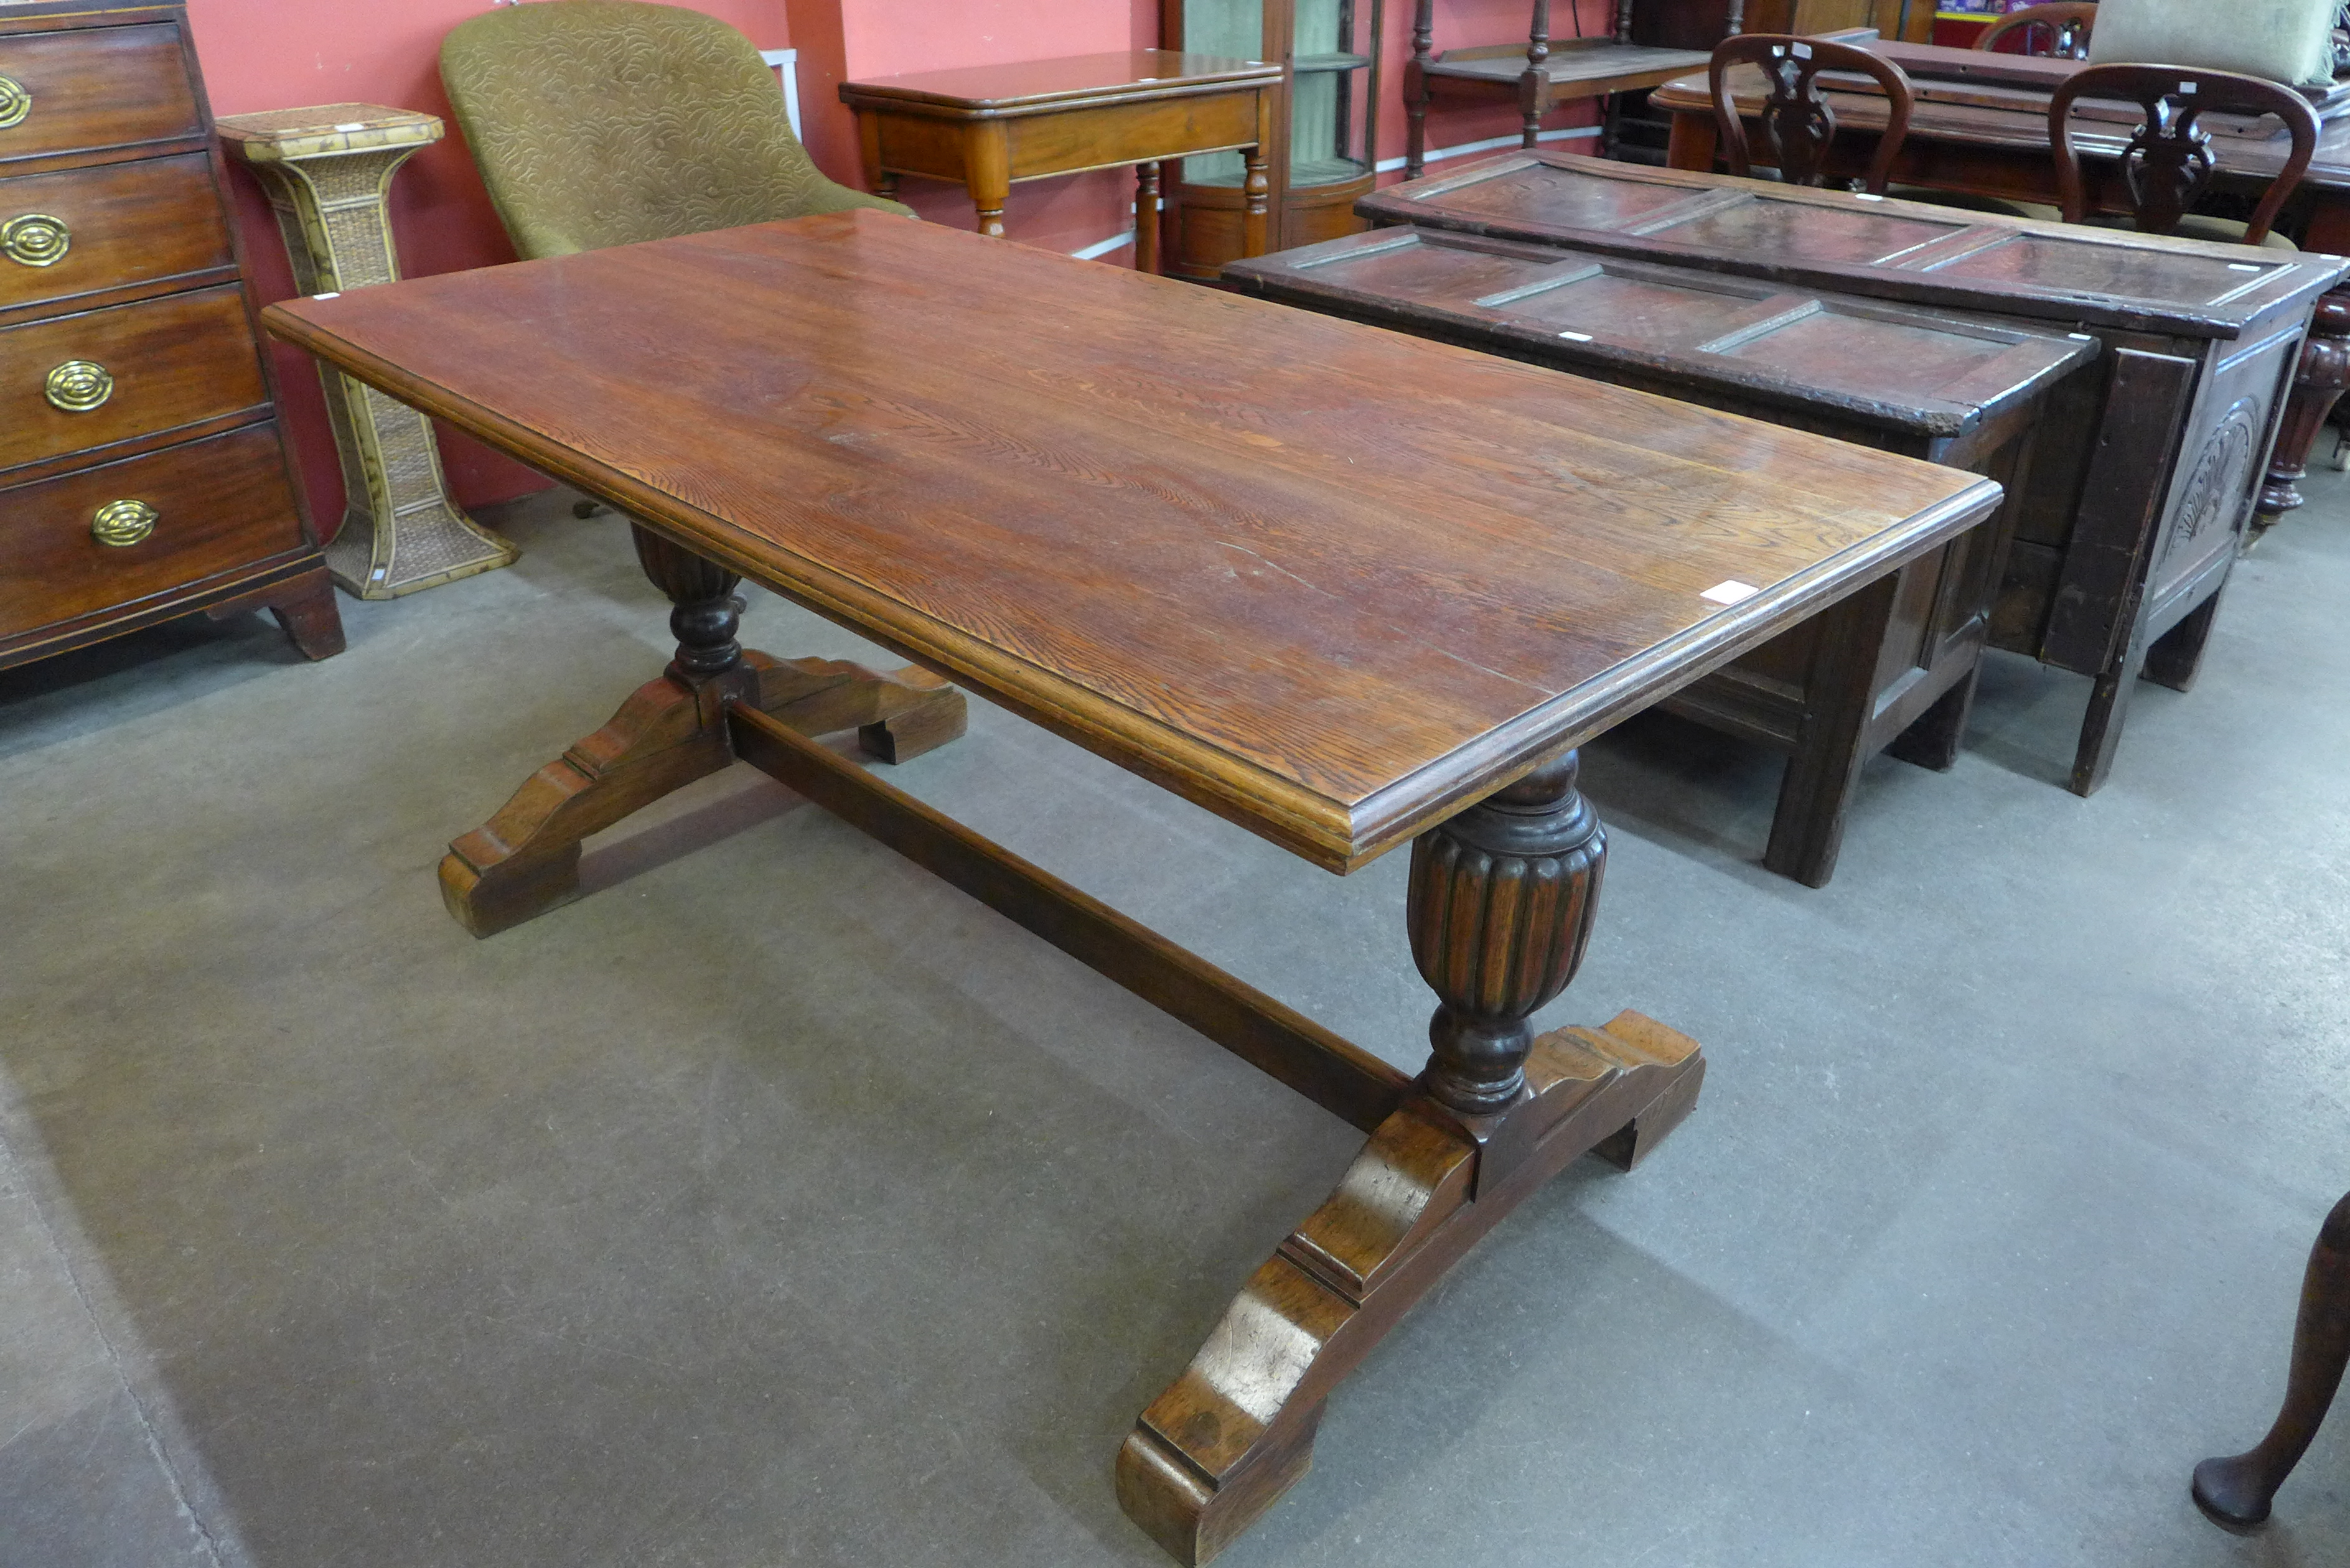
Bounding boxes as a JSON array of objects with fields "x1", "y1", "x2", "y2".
[
  {"x1": 0, "y1": 24, "x2": 201, "y2": 167},
  {"x1": 0, "y1": 422, "x2": 305, "y2": 637},
  {"x1": 0, "y1": 152, "x2": 232, "y2": 314},
  {"x1": 0, "y1": 284, "x2": 268, "y2": 474}
]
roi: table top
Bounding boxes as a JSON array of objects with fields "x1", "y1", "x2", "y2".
[
  {"x1": 262, "y1": 210, "x2": 1997, "y2": 873},
  {"x1": 837, "y1": 49, "x2": 1279, "y2": 117},
  {"x1": 1650, "y1": 42, "x2": 2350, "y2": 194}
]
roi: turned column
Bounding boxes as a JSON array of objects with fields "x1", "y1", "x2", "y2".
[
  {"x1": 1520, "y1": 1, "x2": 1553, "y2": 150},
  {"x1": 217, "y1": 105, "x2": 519, "y2": 597},
  {"x1": 2258, "y1": 291, "x2": 2350, "y2": 525},
  {"x1": 1405, "y1": 0, "x2": 1435, "y2": 181},
  {"x1": 633, "y1": 525, "x2": 746, "y2": 685},
  {"x1": 1407, "y1": 752, "x2": 1606, "y2": 1115},
  {"x1": 1136, "y1": 162, "x2": 1162, "y2": 276}
]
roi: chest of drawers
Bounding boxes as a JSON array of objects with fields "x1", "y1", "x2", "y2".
[{"x1": 0, "y1": 0, "x2": 340, "y2": 670}]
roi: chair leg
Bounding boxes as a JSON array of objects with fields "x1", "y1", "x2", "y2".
[{"x1": 2194, "y1": 1192, "x2": 2350, "y2": 1529}]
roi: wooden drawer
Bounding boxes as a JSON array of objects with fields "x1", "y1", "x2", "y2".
[
  {"x1": 0, "y1": 284, "x2": 268, "y2": 473},
  {"x1": 0, "y1": 152, "x2": 230, "y2": 313},
  {"x1": 0, "y1": 422, "x2": 304, "y2": 637},
  {"x1": 0, "y1": 24, "x2": 200, "y2": 166}
]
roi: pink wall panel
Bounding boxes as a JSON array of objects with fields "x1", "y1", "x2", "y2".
[
  {"x1": 179, "y1": 0, "x2": 1621, "y2": 535},
  {"x1": 186, "y1": 0, "x2": 798, "y2": 526}
]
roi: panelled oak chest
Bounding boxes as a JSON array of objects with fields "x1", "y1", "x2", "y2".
[
  {"x1": 1362, "y1": 152, "x2": 2348, "y2": 795},
  {"x1": 0, "y1": 0, "x2": 340, "y2": 670}
]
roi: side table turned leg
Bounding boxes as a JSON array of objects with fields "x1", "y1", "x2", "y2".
[
  {"x1": 1116, "y1": 755, "x2": 1706, "y2": 1564},
  {"x1": 439, "y1": 524, "x2": 966, "y2": 936},
  {"x1": 2258, "y1": 289, "x2": 2350, "y2": 528},
  {"x1": 2194, "y1": 1191, "x2": 2350, "y2": 1530},
  {"x1": 218, "y1": 109, "x2": 520, "y2": 598}
]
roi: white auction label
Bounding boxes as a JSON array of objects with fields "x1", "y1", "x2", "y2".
[{"x1": 1701, "y1": 580, "x2": 1760, "y2": 606}]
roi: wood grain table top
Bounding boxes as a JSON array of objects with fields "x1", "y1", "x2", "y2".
[
  {"x1": 836, "y1": 49, "x2": 1279, "y2": 118},
  {"x1": 263, "y1": 210, "x2": 1999, "y2": 872}
]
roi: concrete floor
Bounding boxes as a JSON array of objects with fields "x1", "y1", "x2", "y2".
[{"x1": 4, "y1": 459, "x2": 2349, "y2": 1568}]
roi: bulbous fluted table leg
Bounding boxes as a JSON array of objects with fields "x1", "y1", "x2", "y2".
[{"x1": 1116, "y1": 755, "x2": 1706, "y2": 1564}]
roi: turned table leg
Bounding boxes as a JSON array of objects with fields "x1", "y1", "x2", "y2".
[
  {"x1": 1116, "y1": 755, "x2": 1706, "y2": 1564},
  {"x1": 968, "y1": 123, "x2": 1012, "y2": 240},
  {"x1": 2259, "y1": 290, "x2": 2350, "y2": 526},
  {"x1": 2194, "y1": 1191, "x2": 2350, "y2": 1529},
  {"x1": 438, "y1": 523, "x2": 965, "y2": 936},
  {"x1": 1136, "y1": 161, "x2": 1162, "y2": 275}
]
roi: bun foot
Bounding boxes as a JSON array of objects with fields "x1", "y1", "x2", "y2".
[{"x1": 2191, "y1": 1454, "x2": 2273, "y2": 1531}]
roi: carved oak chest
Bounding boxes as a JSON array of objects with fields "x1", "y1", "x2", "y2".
[{"x1": 1362, "y1": 151, "x2": 2348, "y2": 794}]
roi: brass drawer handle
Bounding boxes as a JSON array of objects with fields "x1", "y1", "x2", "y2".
[
  {"x1": 1, "y1": 213, "x2": 68, "y2": 267},
  {"x1": 91, "y1": 499, "x2": 157, "y2": 548},
  {"x1": 45, "y1": 359, "x2": 111, "y2": 412},
  {"x1": 0, "y1": 77, "x2": 26, "y2": 131}
]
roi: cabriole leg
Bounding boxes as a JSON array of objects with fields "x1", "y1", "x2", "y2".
[{"x1": 2195, "y1": 1192, "x2": 2350, "y2": 1529}]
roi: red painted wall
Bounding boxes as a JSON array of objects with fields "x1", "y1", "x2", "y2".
[
  {"x1": 182, "y1": 0, "x2": 1611, "y2": 536},
  {"x1": 187, "y1": 0, "x2": 800, "y2": 528}
]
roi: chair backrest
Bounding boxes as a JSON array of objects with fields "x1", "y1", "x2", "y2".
[
  {"x1": 440, "y1": 0, "x2": 898, "y2": 260},
  {"x1": 2049, "y1": 63, "x2": 2320, "y2": 245},
  {"x1": 1977, "y1": 2, "x2": 2097, "y2": 60},
  {"x1": 1708, "y1": 35, "x2": 1915, "y2": 194}
]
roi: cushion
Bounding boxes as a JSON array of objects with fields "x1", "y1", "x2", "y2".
[{"x1": 2086, "y1": 0, "x2": 2338, "y2": 88}]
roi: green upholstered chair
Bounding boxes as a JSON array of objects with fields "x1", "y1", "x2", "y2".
[{"x1": 439, "y1": 0, "x2": 909, "y2": 263}]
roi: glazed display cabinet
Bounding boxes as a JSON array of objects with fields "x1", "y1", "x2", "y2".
[{"x1": 1159, "y1": 0, "x2": 1383, "y2": 276}]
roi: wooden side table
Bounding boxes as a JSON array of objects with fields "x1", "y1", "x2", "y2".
[
  {"x1": 217, "y1": 104, "x2": 517, "y2": 598},
  {"x1": 838, "y1": 49, "x2": 1280, "y2": 273}
]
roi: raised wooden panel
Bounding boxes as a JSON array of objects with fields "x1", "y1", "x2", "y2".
[
  {"x1": 1646, "y1": 198, "x2": 1968, "y2": 265},
  {"x1": 1922, "y1": 232, "x2": 2288, "y2": 307},
  {"x1": 0, "y1": 284, "x2": 268, "y2": 474},
  {"x1": 2144, "y1": 327, "x2": 2301, "y2": 607},
  {"x1": 1300, "y1": 234, "x2": 1560, "y2": 302},
  {"x1": 1706, "y1": 302, "x2": 2052, "y2": 404},
  {"x1": 1508, "y1": 267, "x2": 1782, "y2": 346},
  {"x1": 0, "y1": 24, "x2": 200, "y2": 166},
  {"x1": 0, "y1": 152, "x2": 230, "y2": 314},
  {"x1": 1416, "y1": 161, "x2": 1720, "y2": 231},
  {"x1": 0, "y1": 422, "x2": 303, "y2": 637}
]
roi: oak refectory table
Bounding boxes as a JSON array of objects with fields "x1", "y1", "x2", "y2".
[{"x1": 261, "y1": 210, "x2": 2000, "y2": 1564}]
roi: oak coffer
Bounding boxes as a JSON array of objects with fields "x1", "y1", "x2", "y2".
[
  {"x1": 1361, "y1": 152, "x2": 2349, "y2": 795},
  {"x1": 0, "y1": 0, "x2": 340, "y2": 670},
  {"x1": 1229, "y1": 223, "x2": 2096, "y2": 885}
]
